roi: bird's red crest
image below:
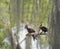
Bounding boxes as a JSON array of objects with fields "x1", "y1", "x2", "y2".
[{"x1": 25, "y1": 23, "x2": 28, "y2": 28}]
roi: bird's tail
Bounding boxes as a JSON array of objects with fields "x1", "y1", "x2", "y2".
[{"x1": 32, "y1": 34, "x2": 36, "y2": 40}]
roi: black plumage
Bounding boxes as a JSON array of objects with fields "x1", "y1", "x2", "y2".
[
  {"x1": 40, "y1": 26, "x2": 48, "y2": 32},
  {"x1": 32, "y1": 34, "x2": 36, "y2": 40},
  {"x1": 25, "y1": 25, "x2": 35, "y2": 33},
  {"x1": 25, "y1": 24, "x2": 36, "y2": 40}
]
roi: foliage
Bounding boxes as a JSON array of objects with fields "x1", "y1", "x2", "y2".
[
  {"x1": 0, "y1": 0, "x2": 52, "y2": 49},
  {"x1": 0, "y1": 0, "x2": 10, "y2": 48}
]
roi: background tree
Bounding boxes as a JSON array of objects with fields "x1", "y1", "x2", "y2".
[{"x1": 49, "y1": 0, "x2": 60, "y2": 49}]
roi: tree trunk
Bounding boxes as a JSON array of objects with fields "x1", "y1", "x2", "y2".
[
  {"x1": 26, "y1": 35, "x2": 32, "y2": 49},
  {"x1": 8, "y1": 28, "x2": 16, "y2": 49},
  {"x1": 49, "y1": 0, "x2": 60, "y2": 49},
  {"x1": 10, "y1": 0, "x2": 21, "y2": 49}
]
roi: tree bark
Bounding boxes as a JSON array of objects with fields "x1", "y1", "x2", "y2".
[
  {"x1": 49, "y1": 0, "x2": 60, "y2": 49},
  {"x1": 26, "y1": 35, "x2": 32, "y2": 49}
]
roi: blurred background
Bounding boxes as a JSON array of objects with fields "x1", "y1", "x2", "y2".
[{"x1": 0, "y1": 0, "x2": 55, "y2": 49}]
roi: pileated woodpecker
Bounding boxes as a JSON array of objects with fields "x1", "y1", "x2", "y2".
[
  {"x1": 25, "y1": 24, "x2": 36, "y2": 40},
  {"x1": 39, "y1": 24, "x2": 48, "y2": 35},
  {"x1": 25, "y1": 24, "x2": 35, "y2": 33}
]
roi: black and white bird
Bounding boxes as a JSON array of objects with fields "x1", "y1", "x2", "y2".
[
  {"x1": 39, "y1": 24, "x2": 48, "y2": 35},
  {"x1": 25, "y1": 24, "x2": 36, "y2": 40},
  {"x1": 25, "y1": 24, "x2": 35, "y2": 33}
]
